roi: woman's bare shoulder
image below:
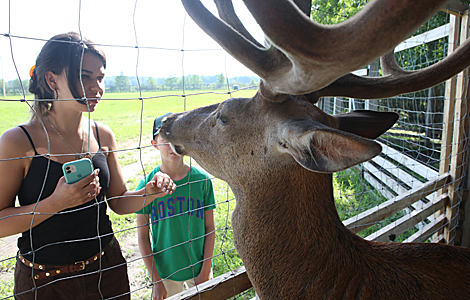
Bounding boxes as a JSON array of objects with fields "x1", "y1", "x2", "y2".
[
  {"x1": 92, "y1": 120, "x2": 117, "y2": 150},
  {"x1": 0, "y1": 125, "x2": 33, "y2": 159}
]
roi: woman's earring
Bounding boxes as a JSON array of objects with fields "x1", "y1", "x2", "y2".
[{"x1": 54, "y1": 89, "x2": 58, "y2": 100}]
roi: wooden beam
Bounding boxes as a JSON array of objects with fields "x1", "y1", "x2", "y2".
[
  {"x1": 168, "y1": 267, "x2": 252, "y2": 300},
  {"x1": 344, "y1": 173, "x2": 450, "y2": 233},
  {"x1": 444, "y1": 11, "x2": 470, "y2": 244},
  {"x1": 435, "y1": 13, "x2": 460, "y2": 241},
  {"x1": 372, "y1": 155, "x2": 425, "y2": 190},
  {"x1": 361, "y1": 166, "x2": 396, "y2": 199},
  {"x1": 403, "y1": 214, "x2": 447, "y2": 243},
  {"x1": 431, "y1": 233, "x2": 447, "y2": 244},
  {"x1": 438, "y1": 13, "x2": 459, "y2": 179},
  {"x1": 363, "y1": 161, "x2": 408, "y2": 195},
  {"x1": 394, "y1": 24, "x2": 449, "y2": 52},
  {"x1": 379, "y1": 142, "x2": 438, "y2": 181},
  {"x1": 441, "y1": 0, "x2": 470, "y2": 16},
  {"x1": 365, "y1": 194, "x2": 448, "y2": 242}
]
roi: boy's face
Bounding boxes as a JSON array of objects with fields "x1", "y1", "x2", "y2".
[{"x1": 152, "y1": 134, "x2": 183, "y2": 163}]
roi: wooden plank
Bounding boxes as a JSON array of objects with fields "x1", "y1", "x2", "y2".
[
  {"x1": 344, "y1": 173, "x2": 450, "y2": 233},
  {"x1": 363, "y1": 162, "x2": 408, "y2": 195},
  {"x1": 362, "y1": 157, "x2": 436, "y2": 209},
  {"x1": 364, "y1": 59, "x2": 379, "y2": 111},
  {"x1": 441, "y1": 0, "x2": 470, "y2": 16},
  {"x1": 362, "y1": 163, "x2": 421, "y2": 221},
  {"x1": 379, "y1": 142, "x2": 438, "y2": 181},
  {"x1": 362, "y1": 168, "x2": 396, "y2": 200},
  {"x1": 371, "y1": 155, "x2": 436, "y2": 212},
  {"x1": 372, "y1": 155, "x2": 421, "y2": 189},
  {"x1": 433, "y1": 14, "x2": 461, "y2": 241},
  {"x1": 168, "y1": 267, "x2": 252, "y2": 300},
  {"x1": 439, "y1": 14, "x2": 460, "y2": 184},
  {"x1": 430, "y1": 234, "x2": 446, "y2": 244},
  {"x1": 365, "y1": 194, "x2": 447, "y2": 242},
  {"x1": 403, "y1": 214, "x2": 447, "y2": 243},
  {"x1": 445, "y1": 11, "x2": 470, "y2": 244},
  {"x1": 395, "y1": 24, "x2": 449, "y2": 52}
]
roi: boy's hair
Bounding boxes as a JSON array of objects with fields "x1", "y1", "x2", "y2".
[{"x1": 153, "y1": 112, "x2": 173, "y2": 139}]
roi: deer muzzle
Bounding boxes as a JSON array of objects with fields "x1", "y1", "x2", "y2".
[{"x1": 169, "y1": 143, "x2": 186, "y2": 156}]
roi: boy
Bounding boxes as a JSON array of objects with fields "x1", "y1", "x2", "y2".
[{"x1": 136, "y1": 113, "x2": 216, "y2": 299}]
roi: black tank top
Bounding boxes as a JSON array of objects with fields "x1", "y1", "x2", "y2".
[{"x1": 17, "y1": 123, "x2": 114, "y2": 265}]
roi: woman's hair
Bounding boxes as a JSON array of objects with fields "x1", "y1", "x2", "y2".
[{"x1": 28, "y1": 32, "x2": 106, "y2": 120}]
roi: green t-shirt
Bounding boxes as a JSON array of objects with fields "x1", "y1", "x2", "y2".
[{"x1": 136, "y1": 165, "x2": 216, "y2": 281}]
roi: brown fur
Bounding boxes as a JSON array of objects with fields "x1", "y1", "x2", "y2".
[{"x1": 161, "y1": 94, "x2": 470, "y2": 299}]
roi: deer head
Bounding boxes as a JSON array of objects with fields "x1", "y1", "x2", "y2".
[
  {"x1": 160, "y1": 0, "x2": 470, "y2": 299},
  {"x1": 162, "y1": 0, "x2": 470, "y2": 198}
]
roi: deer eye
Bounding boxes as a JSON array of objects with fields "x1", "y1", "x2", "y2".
[{"x1": 218, "y1": 114, "x2": 228, "y2": 125}]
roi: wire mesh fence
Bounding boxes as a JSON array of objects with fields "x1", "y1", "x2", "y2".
[{"x1": 0, "y1": 1, "x2": 469, "y2": 300}]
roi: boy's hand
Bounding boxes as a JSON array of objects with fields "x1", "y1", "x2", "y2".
[
  {"x1": 152, "y1": 281, "x2": 167, "y2": 300},
  {"x1": 195, "y1": 270, "x2": 211, "y2": 285},
  {"x1": 147, "y1": 171, "x2": 176, "y2": 196}
]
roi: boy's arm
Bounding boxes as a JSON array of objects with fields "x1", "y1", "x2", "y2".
[
  {"x1": 136, "y1": 214, "x2": 167, "y2": 299},
  {"x1": 195, "y1": 209, "x2": 216, "y2": 285}
]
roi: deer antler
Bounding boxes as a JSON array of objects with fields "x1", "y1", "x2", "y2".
[
  {"x1": 307, "y1": 35, "x2": 470, "y2": 102},
  {"x1": 182, "y1": 0, "x2": 459, "y2": 99},
  {"x1": 213, "y1": 0, "x2": 263, "y2": 48}
]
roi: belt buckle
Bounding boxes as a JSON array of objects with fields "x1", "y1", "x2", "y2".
[{"x1": 74, "y1": 261, "x2": 85, "y2": 271}]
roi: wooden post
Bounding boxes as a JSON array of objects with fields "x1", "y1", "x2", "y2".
[
  {"x1": 365, "y1": 58, "x2": 379, "y2": 111},
  {"x1": 434, "y1": 14, "x2": 460, "y2": 241},
  {"x1": 425, "y1": 86, "x2": 438, "y2": 148},
  {"x1": 444, "y1": 10, "x2": 470, "y2": 245},
  {"x1": 439, "y1": 14, "x2": 460, "y2": 188}
]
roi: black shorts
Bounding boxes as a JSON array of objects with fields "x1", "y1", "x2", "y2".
[{"x1": 13, "y1": 238, "x2": 130, "y2": 300}]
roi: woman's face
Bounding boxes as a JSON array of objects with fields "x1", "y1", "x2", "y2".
[{"x1": 74, "y1": 52, "x2": 106, "y2": 111}]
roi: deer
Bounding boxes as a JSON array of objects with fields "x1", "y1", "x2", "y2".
[{"x1": 160, "y1": 0, "x2": 470, "y2": 299}]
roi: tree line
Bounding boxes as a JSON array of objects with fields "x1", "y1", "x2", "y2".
[
  {"x1": 108, "y1": 73, "x2": 259, "y2": 93},
  {"x1": 106, "y1": 73, "x2": 259, "y2": 93},
  {"x1": 0, "y1": 73, "x2": 259, "y2": 96}
]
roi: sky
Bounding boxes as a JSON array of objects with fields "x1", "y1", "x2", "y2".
[{"x1": 0, "y1": 0, "x2": 264, "y2": 82}]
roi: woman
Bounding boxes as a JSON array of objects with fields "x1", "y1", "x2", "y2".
[{"x1": 0, "y1": 32, "x2": 176, "y2": 299}]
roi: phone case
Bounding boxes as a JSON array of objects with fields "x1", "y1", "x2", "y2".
[{"x1": 62, "y1": 158, "x2": 94, "y2": 184}]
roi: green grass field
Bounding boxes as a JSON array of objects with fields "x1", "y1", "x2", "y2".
[
  {"x1": 0, "y1": 89, "x2": 370, "y2": 299},
  {"x1": 0, "y1": 89, "x2": 258, "y2": 142},
  {"x1": 0, "y1": 90, "x2": 260, "y2": 299}
]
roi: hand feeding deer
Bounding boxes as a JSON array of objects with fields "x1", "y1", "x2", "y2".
[{"x1": 162, "y1": 0, "x2": 470, "y2": 299}]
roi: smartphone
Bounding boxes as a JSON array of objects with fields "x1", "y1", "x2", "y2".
[{"x1": 62, "y1": 158, "x2": 94, "y2": 184}]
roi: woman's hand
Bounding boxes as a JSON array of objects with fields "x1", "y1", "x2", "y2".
[
  {"x1": 145, "y1": 171, "x2": 176, "y2": 198},
  {"x1": 51, "y1": 169, "x2": 101, "y2": 211},
  {"x1": 152, "y1": 281, "x2": 167, "y2": 300}
]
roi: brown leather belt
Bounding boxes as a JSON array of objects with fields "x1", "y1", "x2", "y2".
[{"x1": 18, "y1": 239, "x2": 113, "y2": 281}]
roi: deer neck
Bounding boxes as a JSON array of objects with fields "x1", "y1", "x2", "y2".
[
  {"x1": 230, "y1": 167, "x2": 364, "y2": 295},
  {"x1": 231, "y1": 166, "x2": 347, "y2": 239}
]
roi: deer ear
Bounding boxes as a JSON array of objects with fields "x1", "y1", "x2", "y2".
[
  {"x1": 280, "y1": 120, "x2": 382, "y2": 173},
  {"x1": 334, "y1": 110, "x2": 398, "y2": 139}
]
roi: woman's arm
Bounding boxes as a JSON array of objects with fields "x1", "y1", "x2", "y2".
[
  {"x1": 0, "y1": 127, "x2": 100, "y2": 238},
  {"x1": 97, "y1": 122, "x2": 175, "y2": 215},
  {"x1": 195, "y1": 209, "x2": 216, "y2": 284},
  {"x1": 136, "y1": 214, "x2": 167, "y2": 300}
]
